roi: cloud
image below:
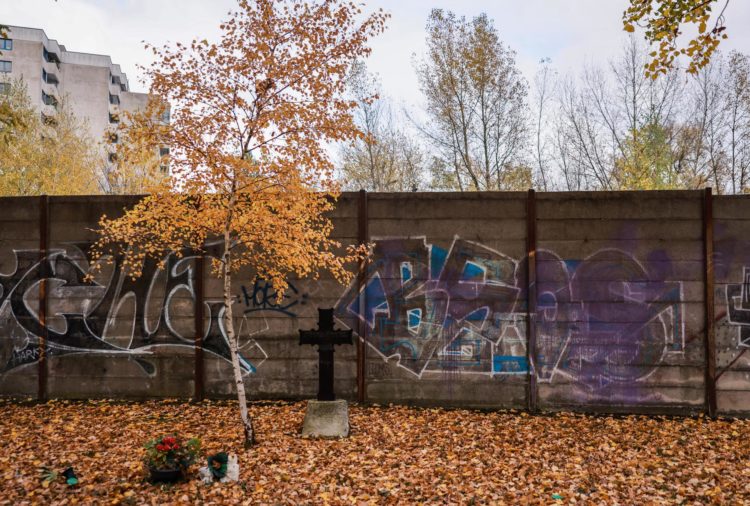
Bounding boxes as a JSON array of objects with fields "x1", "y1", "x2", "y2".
[{"x1": 5, "y1": 0, "x2": 749, "y2": 102}]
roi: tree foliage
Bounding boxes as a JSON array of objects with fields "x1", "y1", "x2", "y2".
[
  {"x1": 551, "y1": 39, "x2": 684, "y2": 190},
  {"x1": 415, "y1": 9, "x2": 529, "y2": 191},
  {"x1": 623, "y1": 0, "x2": 730, "y2": 78},
  {"x1": 0, "y1": 79, "x2": 99, "y2": 196},
  {"x1": 613, "y1": 123, "x2": 691, "y2": 189},
  {"x1": 89, "y1": 0, "x2": 386, "y2": 446},
  {"x1": 335, "y1": 8, "x2": 749, "y2": 194},
  {"x1": 99, "y1": 104, "x2": 169, "y2": 195}
]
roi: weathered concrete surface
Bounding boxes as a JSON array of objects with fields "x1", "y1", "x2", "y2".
[
  {"x1": 0, "y1": 191, "x2": 748, "y2": 416},
  {"x1": 301, "y1": 400, "x2": 349, "y2": 438}
]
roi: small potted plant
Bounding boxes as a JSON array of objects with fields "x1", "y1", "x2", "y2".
[{"x1": 144, "y1": 435, "x2": 201, "y2": 483}]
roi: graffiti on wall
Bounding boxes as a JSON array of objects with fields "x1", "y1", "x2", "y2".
[
  {"x1": 336, "y1": 237, "x2": 526, "y2": 378},
  {"x1": 726, "y1": 266, "x2": 750, "y2": 349},
  {"x1": 0, "y1": 244, "x2": 269, "y2": 377},
  {"x1": 335, "y1": 236, "x2": 685, "y2": 390},
  {"x1": 239, "y1": 278, "x2": 307, "y2": 317},
  {"x1": 0, "y1": 232, "x2": 690, "y2": 394},
  {"x1": 534, "y1": 248, "x2": 684, "y2": 389}
]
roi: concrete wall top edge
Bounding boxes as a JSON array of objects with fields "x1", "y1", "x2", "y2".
[
  {"x1": 362, "y1": 191, "x2": 528, "y2": 200},
  {"x1": 10, "y1": 189, "x2": 736, "y2": 201},
  {"x1": 46, "y1": 195, "x2": 147, "y2": 204},
  {"x1": 536, "y1": 190, "x2": 706, "y2": 200}
]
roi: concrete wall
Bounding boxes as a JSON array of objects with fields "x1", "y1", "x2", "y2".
[
  {"x1": 714, "y1": 196, "x2": 750, "y2": 415},
  {"x1": 0, "y1": 191, "x2": 748, "y2": 416}
]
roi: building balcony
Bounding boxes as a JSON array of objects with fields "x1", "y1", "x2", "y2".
[
  {"x1": 105, "y1": 130, "x2": 119, "y2": 145},
  {"x1": 108, "y1": 102, "x2": 119, "y2": 116},
  {"x1": 43, "y1": 46, "x2": 61, "y2": 64},
  {"x1": 42, "y1": 82, "x2": 59, "y2": 98},
  {"x1": 42, "y1": 58, "x2": 59, "y2": 75}
]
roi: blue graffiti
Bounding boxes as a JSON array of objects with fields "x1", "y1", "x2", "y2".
[
  {"x1": 337, "y1": 237, "x2": 522, "y2": 377},
  {"x1": 240, "y1": 278, "x2": 306, "y2": 317}
]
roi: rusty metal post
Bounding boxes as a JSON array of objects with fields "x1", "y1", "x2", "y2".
[
  {"x1": 194, "y1": 252, "x2": 205, "y2": 401},
  {"x1": 356, "y1": 190, "x2": 369, "y2": 403},
  {"x1": 526, "y1": 189, "x2": 538, "y2": 413},
  {"x1": 703, "y1": 187, "x2": 717, "y2": 417},
  {"x1": 38, "y1": 195, "x2": 49, "y2": 401}
]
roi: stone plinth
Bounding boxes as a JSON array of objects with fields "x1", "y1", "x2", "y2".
[{"x1": 301, "y1": 399, "x2": 349, "y2": 438}]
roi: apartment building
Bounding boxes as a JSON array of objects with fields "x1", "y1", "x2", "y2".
[{"x1": 0, "y1": 25, "x2": 166, "y2": 166}]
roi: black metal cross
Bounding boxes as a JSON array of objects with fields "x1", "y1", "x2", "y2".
[{"x1": 299, "y1": 308, "x2": 352, "y2": 401}]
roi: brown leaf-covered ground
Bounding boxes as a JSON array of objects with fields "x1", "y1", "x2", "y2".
[{"x1": 0, "y1": 400, "x2": 748, "y2": 505}]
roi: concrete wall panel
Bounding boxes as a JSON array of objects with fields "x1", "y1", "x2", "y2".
[{"x1": 0, "y1": 191, "x2": 746, "y2": 416}]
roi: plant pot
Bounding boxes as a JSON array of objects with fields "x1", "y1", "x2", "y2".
[{"x1": 148, "y1": 466, "x2": 184, "y2": 483}]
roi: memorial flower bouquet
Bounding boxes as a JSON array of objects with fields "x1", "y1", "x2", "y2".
[{"x1": 144, "y1": 435, "x2": 201, "y2": 482}]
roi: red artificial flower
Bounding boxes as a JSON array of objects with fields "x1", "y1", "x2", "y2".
[{"x1": 156, "y1": 444, "x2": 165, "y2": 452}]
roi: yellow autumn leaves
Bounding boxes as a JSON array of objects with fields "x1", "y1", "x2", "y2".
[
  {"x1": 623, "y1": 0, "x2": 730, "y2": 79},
  {"x1": 0, "y1": 79, "x2": 99, "y2": 196},
  {"x1": 1, "y1": 400, "x2": 748, "y2": 503},
  {"x1": 0, "y1": 79, "x2": 168, "y2": 196}
]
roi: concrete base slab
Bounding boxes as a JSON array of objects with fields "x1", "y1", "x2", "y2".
[{"x1": 301, "y1": 399, "x2": 349, "y2": 438}]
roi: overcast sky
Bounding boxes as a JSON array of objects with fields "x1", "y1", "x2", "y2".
[{"x1": 6, "y1": 0, "x2": 750, "y2": 108}]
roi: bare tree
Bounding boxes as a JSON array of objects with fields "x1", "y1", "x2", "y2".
[
  {"x1": 531, "y1": 58, "x2": 556, "y2": 191},
  {"x1": 723, "y1": 51, "x2": 750, "y2": 193},
  {"x1": 338, "y1": 61, "x2": 425, "y2": 192},
  {"x1": 674, "y1": 50, "x2": 750, "y2": 194},
  {"x1": 415, "y1": 9, "x2": 529, "y2": 191},
  {"x1": 553, "y1": 37, "x2": 686, "y2": 190}
]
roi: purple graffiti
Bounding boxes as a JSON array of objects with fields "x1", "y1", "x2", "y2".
[
  {"x1": 536, "y1": 249, "x2": 684, "y2": 389},
  {"x1": 337, "y1": 237, "x2": 685, "y2": 390}
]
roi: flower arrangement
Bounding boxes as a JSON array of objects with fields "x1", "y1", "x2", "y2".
[{"x1": 144, "y1": 435, "x2": 201, "y2": 482}]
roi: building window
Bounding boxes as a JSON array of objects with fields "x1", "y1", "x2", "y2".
[
  {"x1": 0, "y1": 39, "x2": 12, "y2": 51},
  {"x1": 109, "y1": 94, "x2": 120, "y2": 105},
  {"x1": 42, "y1": 91, "x2": 57, "y2": 107},
  {"x1": 108, "y1": 152, "x2": 118, "y2": 163},
  {"x1": 42, "y1": 68, "x2": 59, "y2": 85},
  {"x1": 107, "y1": 131, "x2": 119, "y2": 144},
  {"x1": 159, "y1": 147, "x2": 170, "y2": 157},
  {"x1": 0, "y1": 61, "x2": 11, "y2": 73},
  {"x1": 109, "y1": 113, "x2": 120, "y2": 124},
  {"x1": 0, "y1": 82, "x2": 10, "y2": 94}
]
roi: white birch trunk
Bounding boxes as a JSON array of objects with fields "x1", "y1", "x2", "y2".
[{"x1": 222, "y1": 231, "x2": 254, "y2": 447}]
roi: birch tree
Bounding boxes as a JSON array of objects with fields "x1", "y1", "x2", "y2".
[
  {"x1": 623, "y1": 0, "x2": 730, "y2": 77},
  {"x1": 89, "y1": 0, "x2": 386, "y2": 447}
]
